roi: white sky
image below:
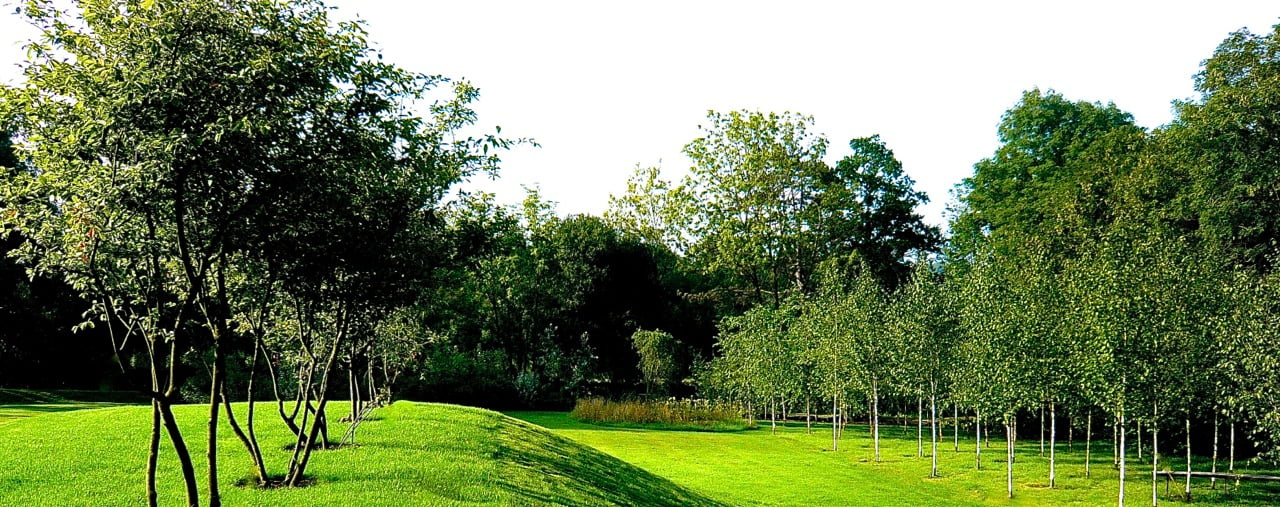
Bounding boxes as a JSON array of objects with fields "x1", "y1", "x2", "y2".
[{"x1": 3, "y1": 1, "x2": 1278, "y2": 229}]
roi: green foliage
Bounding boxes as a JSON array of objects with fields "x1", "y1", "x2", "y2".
[{"x1": 631, "y1": 329, "x2": 682, "y2": 396}]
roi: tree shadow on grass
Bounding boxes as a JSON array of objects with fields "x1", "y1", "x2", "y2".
[{"x1": 495, "y1": 416, "x2": 726, "y2": 507}]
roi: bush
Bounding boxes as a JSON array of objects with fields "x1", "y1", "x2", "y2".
[{"x1": 570, "y1": 397, "x2": 753, "y2": 431}]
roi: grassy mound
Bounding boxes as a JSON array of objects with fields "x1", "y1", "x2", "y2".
[{"x1": 0, "y1": 401, "x2": 720, "y2": 506}]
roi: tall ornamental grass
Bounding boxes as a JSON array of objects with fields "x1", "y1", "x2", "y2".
[{"x1": 571, "y1": 398, "x2": 753, "y2": 431}]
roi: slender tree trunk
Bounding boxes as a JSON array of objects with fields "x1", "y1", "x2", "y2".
[
  {"x1": 1006, "y1": 421, "x2": 1015, "y2": 499},
  {"x1": 832, "y1": 394, "x2": 838, "y2": 452},
  {"x1": 159, "y1": 400, "x2": 200, "y2": 507},
  {"x1": 771, "y1": 398, "x2": 777, "y2": 434},
  {"x1": 1040, "y1": 404, "x2": 1045, "y2": 457},
  {"x1": 1152, "y1": 411, "x2": 1158, "y2": 507},
  {"x1": 1086, "y1": 408, "x2": 1092, "y2": 478},
  {"x1": 975, "y1": 407, "x2": 981, "y2": 470},
  {"x1": 1114, "y1": 419, "x2": 1119, "y2": 469},
  {"x1": 930, "y1": 391, "x2": 939, "y2": 477},
  {"x1": 1049, "y1": 402, "x2": 1057, "y2": 488},
  {"x1": 954, "y1": 404, "x2": 959, "y2": 452},
  {"x1": 1184, "y1": 417, "x2": 1191, "y2": 501},
  {"x1": 806, "y1": 396, "x2": 811, "y2": 434},
  {"x1": 872, "y1": 381, "x2": 880, "y2": 462},
  {"x1": 1211, "y1": 412, "x2": 1219, "y2": 489},
  {"x1": 917, "y1": 397, "x2": 924, "y2": 458},
  {"x1": 223, "y1": 390, "x2": 267, "y2": 485},
  {"x1": 287, "y1": 314, "x2": 346, "y2": 487},
  {"x1": 1068, "y1": 411, "x2": 1074, "y2": 450},
  {"x1": 1119, "y1": 409, "x2": 1126, "y2": 507},
  {"x1": 147, "y1": 400, "x2": 160, "y2": 507},
  {"x1": 207, "y1": 339, "x2": 223, "y2": 507},
  {"x1": 1230, "y1": 420, "x2": 1238, "y2": 488}
]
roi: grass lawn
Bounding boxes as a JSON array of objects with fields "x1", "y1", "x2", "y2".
[
  {"x1": 0, "y1": 388, "x2": 148, "y2": 425},
  {"x1": 507, "y1": 412, "x2": 1280, "y2": 506},
  {"x1": 0, "y1": 401, "x2": 716, "y2": 506}
]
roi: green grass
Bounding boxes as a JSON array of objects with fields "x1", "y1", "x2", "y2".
[
  {"x1": 507, "y1": 413, "x2": 1280, "y2": 506},
  {"x1": 5, "y1": 394, "x2": 1278, "y2": 506},
  {"x1": 0, "y1": 401, "x2": 719, "y2": 506},
  {"x1": 0, "y1": 388, "x2": 144, "y2": 425}
]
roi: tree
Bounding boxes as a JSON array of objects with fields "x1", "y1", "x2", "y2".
[
  {"x1": 679, "y1": 110, "x2": 830, "y2": 304},
  {"x1": 632, "y1": 329, "x2": 681, "y2": 396},
  {"x1": 1, "y1": 0, "x2": 509, "y2": 500},
  {"x1": 819, "y1": 137, "x2": 941, "y2": 288},
  {"x1": 949, "y1": 89, "x2": 1138, "y2": 266}
]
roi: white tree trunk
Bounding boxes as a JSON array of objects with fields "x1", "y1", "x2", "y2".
[
  {"x1": 1119, "y1": 409, "x2": 1126, "y2": 507},
  {"x1": 1211, "y1": 412, "x2": 1218, "y2": 489},
  {"x1": 1185, "y1": 417, "x2": 1191, "y2": 500},
  {"x1": 930, "y1": 391, "x2": 938, "y2": 477},
  {"x1": 1086, "y1": 409, "x2": 1092, "y2": 478},
  {"x1": 917, "y1": 397, "x2": 924, "y2": 458},
  {"x1": 770, "y1": 398, "x2": 776, "y2": 434},
  {"x1": 1006, "y1": 421, "x2": 1015, "y2": 499},
  {"x1": 1152, "y1": 415, "x2": 1158, "y2": 507},
  {"x1": 1049, "y1": 402, "x2": 1057, "y2": 488},
  {"x1": 872, "y1": 380, "x2": 881, "y2": 462},
  {"x1": 975, "y1": 407, "x2": 982, "y2": 470},
  {"x1": 1231, "y1": 420, "x2": 1238, "y2": 487},
  {"x1": 831, "y1": 394, "x2": 838, "y2": 452},
  {"x1": 806, "y1": 396, "x2": 811, "y2": 434}
]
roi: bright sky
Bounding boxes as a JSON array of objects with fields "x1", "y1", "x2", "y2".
[{"x1": 3, "y1": 1, "x2": 1278, "y2": 229}]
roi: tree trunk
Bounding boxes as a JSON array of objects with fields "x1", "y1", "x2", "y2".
[
  {"x1": 207, "y1": 340, "x2": 223, "y2": 507},
  {"x1": 806, "y1": 397, "x2": 811, "y2": 434},
  {"x1": 1231, "y1": 420, "x2": 1238, "y2": 488},
  {"x1": 1068, "y1": 411, "x2": 1073, "y2": 450},
  {"x1": 1119, "y1": 409, "x2": 1126, "y2": 507},
  {"x1": 1211, "y1": 412, "x2": 1219, "y2": 489},
  {"x1": 287, "y1": 315, "x2": 346, "y2": 487},
  {"x1": 147, "y1": 400, "x2": 160, "y2": 507},
  {"x1": 223, "y1": 342, "x2": 267, "y2": 485},
  {"x1": 917, "y1": 397, "x2": 924, "y2": 458},
  {"x1": 1006, "y1": 421, "x2": 1015, "y2": 499},
  {"x1": 930, "y1": 390, "x2": 938, "y2": 477},
  {"x1": 223, "y1": 392, "x2": 267, "y2": 484},
  {"x1": 1114, "y1": 419, "x2": 1119, "y2": 469},
  {"x1": 1086, "y1": 408, "x2": 1092, "y2": 478},
  {"x1": 158, "y1": 400, "x2": 200, "y2": 507},
  {"x1": 1184, "y1": 417, "x2": 1191, "y2": 501},
  {"x1": 1040, "y1": 404, "x2": 1045, "y2": 457},
  {"x1": 770, "y1": 398, "x2": 777, "y2": 434},
  {"x1": 975, "y1": 407, "x2": 981, "y2": 470},
  {"x1": 954, "y1": 404, "x2": 959, "y2": 452},
  {"x1": 1049, "y1": 402, "x2": 1056, "y2": 488},
  {"x1": 831, "y1": 394, "x2": 838, "y2": 452},
  {"x1": 1152, "y1": 410, "x2": 1158, "y2": 507},
  {"x1": 872, "y1": 380, "x2": 880, "y2": 462}
]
